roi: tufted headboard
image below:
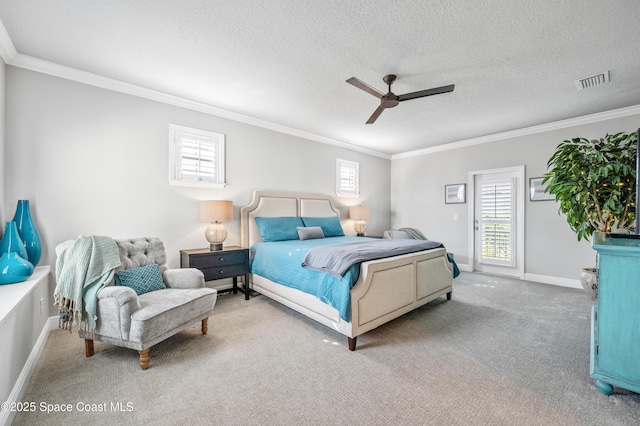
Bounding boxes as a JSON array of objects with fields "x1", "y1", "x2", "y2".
[
  {"x1": 240, "y1": 191, "x2": 341, "y2": 248},
  {"x1": 113, "y1": 237, "x2": 169, "y2": 274}
]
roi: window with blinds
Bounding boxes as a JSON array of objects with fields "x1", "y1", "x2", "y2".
[
  {"x1": 336, "y1": 158, "x2": 360, "y2": 197},
  {"x1": 169, "y1": 124, "x2": 225, "y2": 188},
  {"x1": 480, "y1": 178, "x2": 516, "y2": 267}
]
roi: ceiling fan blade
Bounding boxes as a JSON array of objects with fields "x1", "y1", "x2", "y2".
[
  {"x1": 398, "y1": 84, "x2": 455, "y2": 102},
  {"x1": 366, "y1": 105, "x2": 386, "y2": 124},
  {"x1": 347, "y1": 77, "x2": 384, "y2": 98}
]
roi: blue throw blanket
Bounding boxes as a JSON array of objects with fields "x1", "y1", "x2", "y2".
[
  {"x1": 54, "y1": 236, "x2": 121, "y2": 333},
  {"x1": 302, "y1": 239, "x2": 445, "y2": 279}
]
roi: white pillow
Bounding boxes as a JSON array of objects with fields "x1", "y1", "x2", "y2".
[{"x1": 297, "y1": 226, "x2": 325, "y2": 240}]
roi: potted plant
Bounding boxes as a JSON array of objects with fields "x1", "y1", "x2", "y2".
[{"x1": 543, "y1": 131, "x2": 638, "y2": 298}]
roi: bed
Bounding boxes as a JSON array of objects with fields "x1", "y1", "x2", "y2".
[{"x1": 240, "y1": 191, "x2": 454, "y2": 350}]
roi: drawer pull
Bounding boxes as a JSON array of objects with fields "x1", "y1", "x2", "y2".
[{"x1": 219, "y1": 258, "x2": 224, "y2": 262}]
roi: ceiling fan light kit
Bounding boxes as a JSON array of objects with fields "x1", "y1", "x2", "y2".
[{"x1": 346, "y1": 74, "x2": 455, "y2": 124}]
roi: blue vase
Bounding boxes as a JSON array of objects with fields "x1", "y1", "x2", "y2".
[
  {"x1": 0, "y1": 221, "x2": 28, "y2": 260},
  {"x1": 12, "y1": 200, "x2": 42, "y2": 266},
  {"x1": 0, "y1": 222, "x2": 34, "y2": 285},
  {"x1": 0, "y1": 252, "x2": 34, "y2": 284}
]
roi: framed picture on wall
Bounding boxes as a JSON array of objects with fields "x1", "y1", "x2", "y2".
[
  {"x1": 445, "y1": 183, "x2": 466, "y2": 204},
  {"x1": 529, "y1": 177, "x2": 555, "y2": 201}
]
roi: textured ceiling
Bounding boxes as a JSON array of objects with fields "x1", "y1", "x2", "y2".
[{"x1": 1, "y1": 0, "x2": 639, "y2": 156}]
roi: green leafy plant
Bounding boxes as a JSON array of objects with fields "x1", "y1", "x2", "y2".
[{"x1": 543, "y1": 131, "x2": 638, "y2": 241}]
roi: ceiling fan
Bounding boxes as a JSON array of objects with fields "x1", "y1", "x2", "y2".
[{"x1": 346, "y1": 74, "x2": 455, "y2": 124}]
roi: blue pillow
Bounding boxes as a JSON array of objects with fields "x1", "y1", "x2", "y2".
[
  {"x1": 301, "y1": 217, "x2": 345, "y2": 237},
  {"x1": 255, "y1": 216, "x2": 304, "y2": 242},
  {"x1": 114, "y1": 264, "x2": 166, "y2": 295}
]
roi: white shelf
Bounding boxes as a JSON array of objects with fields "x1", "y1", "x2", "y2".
[{"x1": 0, "y1": 266, "x2": 51, "y2": 327}]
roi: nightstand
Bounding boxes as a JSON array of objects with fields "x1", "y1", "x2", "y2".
[{"x1": 180, "y1": 246, "x2": 250, "y2": 300}]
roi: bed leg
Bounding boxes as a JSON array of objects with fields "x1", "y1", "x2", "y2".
[
  {"x1": 348, "y1": 337, "x2": 357, "y2": 351},
  {"x1": 447, "y1": 291, "x2": 452, "y2": 301}
]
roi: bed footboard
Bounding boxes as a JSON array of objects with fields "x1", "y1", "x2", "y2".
[{"x1": 348, "y1": 248, "x2": 453, "y2": 349}]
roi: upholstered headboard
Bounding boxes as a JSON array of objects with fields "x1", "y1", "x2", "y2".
[{"x1": 240, "y1": 191, "x2": 341, "y2": 248}]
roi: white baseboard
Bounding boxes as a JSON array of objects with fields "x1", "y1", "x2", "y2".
[
  {"x1": 456, "y1": 264, "x2": 582, "y2": 289},
  {"x1": 523, "y1": 273, "x2": 582, "y2": 289},
  {"x1": 456, "y1": 263, "x2": 472, "y2": 272},
  {"x1": 0, "y1": 316, "x2": 57, "y2": 426}
]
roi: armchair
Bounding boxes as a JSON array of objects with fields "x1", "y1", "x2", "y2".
[{"x1": 83, "y1": 237, "x2": 217, "y2": 369}]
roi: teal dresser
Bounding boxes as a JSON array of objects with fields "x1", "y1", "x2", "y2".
[{"x1": 591, "y1": 232, "x2": 640, "y2": 396}]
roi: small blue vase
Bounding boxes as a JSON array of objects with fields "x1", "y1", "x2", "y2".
[
  {"x1": 0, "y1": 252, "x2": 34, "y2": 285},
  {"x1": 0, "y1": 221, "x2": 28, "y2": 260},
  {"x1": 0, "y1": 222, "x2": 34, "y2": 285},
  {"x1": 12, "y1": 200, "x2": 42, "y2": 266}
]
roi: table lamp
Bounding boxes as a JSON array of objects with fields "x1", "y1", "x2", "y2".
[
  {"x1": 349, "y1": 205, "x2": 371, "y2": 237},
  {"x1": 198, "y1": 200, "x2": 233, "y2": 250}
]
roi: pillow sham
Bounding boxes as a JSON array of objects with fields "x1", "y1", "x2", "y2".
[
  {"x1": 297, "y1": 226, "x2": 325, "y2": 240},
  {"x1": 301, "y1": 216, "x2": 345, "y2": 237},
  {"x1": 114, "y1": 263, "x2": 166, "y2": 295},
  {"x1": 255, "y1": 216, "x2": 304, "y2": 242}
]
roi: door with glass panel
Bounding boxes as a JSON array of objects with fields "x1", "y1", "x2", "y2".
[{"x1": 473, "y1": 169, "x2": 524, "y2": 278}]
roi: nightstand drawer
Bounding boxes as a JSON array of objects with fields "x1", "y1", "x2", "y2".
[
  {"x1": 200, "y1": 264, "x2": 248, "y2": 281},
  {"x1": 189, "y1": 251, "x2": 247, "y2": 269},
  {"x1": 180, "y1": 246, "x2": 251, "y2": 300}
]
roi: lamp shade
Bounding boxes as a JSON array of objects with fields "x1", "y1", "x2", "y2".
[
  {"x1": 349, "y1": 206, "x2": 371, "y2": 220},
  {"x1": 198, "y1": 200, "x2": 233, "y2": 222}
]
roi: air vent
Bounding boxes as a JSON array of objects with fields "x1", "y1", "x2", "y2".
[{"x1": 575, "y1": 71, "x2": 610, "y2": 90}]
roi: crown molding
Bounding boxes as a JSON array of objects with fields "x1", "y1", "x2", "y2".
[
  {"x1": 0, "y1": 15, "x2": 390, "y2": 161},
  {"x1": 392, "y1": 104, "x2": 640, "y2": 160},
  {"x1": 0, "y1": 18, "x2": 17, "y2": 63}
]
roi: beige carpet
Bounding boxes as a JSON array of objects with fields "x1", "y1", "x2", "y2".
[{"x1": 13, "y1": 272, "x2": 640, "y2": 425}]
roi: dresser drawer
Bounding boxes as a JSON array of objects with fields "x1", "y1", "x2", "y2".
[{"x1": 189, "y1": 251, "x2": 247, "y2": 269}]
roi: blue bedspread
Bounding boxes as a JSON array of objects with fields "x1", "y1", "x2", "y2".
[{"x1": 250, "y1": 237, "x2": 367, "y2": 321}]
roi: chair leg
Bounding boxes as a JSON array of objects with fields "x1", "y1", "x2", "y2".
[
  {"x1": 139, "y1": 348, "x2": 150, "y2": 370},
  {"x1": 201, "y1": 317, "x2": 208, "y2": 335},
  {"x1": 84, "y1": 339, "x2": 94, "y2": 357}
]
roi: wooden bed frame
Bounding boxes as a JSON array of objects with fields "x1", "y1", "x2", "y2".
[{"x1": 240, "y1": 191, "x2": 454, "y2": 350}]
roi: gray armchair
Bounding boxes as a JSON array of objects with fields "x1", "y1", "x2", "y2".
[{"x1": 83, "y1": 237, "x2": 217, "y2": 369}]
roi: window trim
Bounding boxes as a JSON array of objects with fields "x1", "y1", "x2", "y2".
[
  {"x1": 169, "y1": 124, "x2": 226, "y2": 189},
  {"x1": 336, "y1": 158, "x2": 360, "y2": 198}
]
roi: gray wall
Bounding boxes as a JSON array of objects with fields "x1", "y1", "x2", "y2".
[
  {"x1": 3, "y1": 66, "x2": 391, "y2": 315},
  {"x1": 0, "y1": 59, "x2": 4, "y2": 222},
  {"x1": 391, "y1": 113, "x2": 640, "y2": 281}
]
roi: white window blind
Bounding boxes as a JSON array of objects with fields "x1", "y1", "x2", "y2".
[
  {"x1": 169, "y1": 124, "x2": 225, "y2": 188},
  {"x1": 336, "y1": 158, "x2": 359, "y2": 197},
  {"x1": 480, "y1": 178, "x2": 515, "y2": 267}
]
